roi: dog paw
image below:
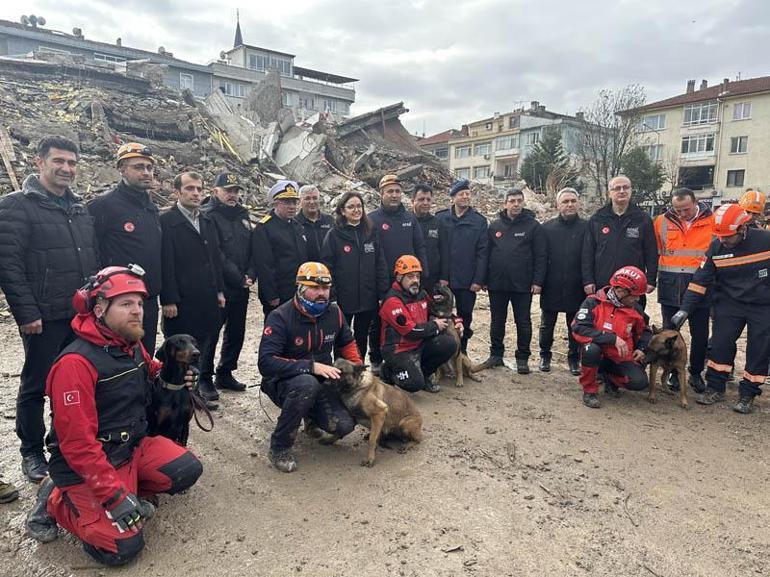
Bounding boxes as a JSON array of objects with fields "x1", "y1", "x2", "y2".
[
  {"x1": 468, "y1": 374, "x2": 482, "y2": 382},
  {"x1": 647, "y1": 396, "x2": 657, "y2": 404},
  {"x1": 360, "y1": 459, "x2": 374, "y2": 467},
  {"x1": 680, "y1": 401, "x2": 689, "y2": 410},
  {"x1": 397, "y1": 446, "x2": 408, "y2": 454},
  {"x1": 454, "y1": 382, "x2": 464, "y2": 388}
]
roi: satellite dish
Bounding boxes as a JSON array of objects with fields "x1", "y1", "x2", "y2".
[
  {"x1": 29, "y1": 15, "x2": 38, "y2": 26},
  {"x1": 38, "y1": 17, "x2": 46, "y2": 25},
  {"x1": 20, "y1": 15, "x2": 29, "y2": 25},
  {"x1": 219, "y1": 51, "x2": 226, "y2": 60}
]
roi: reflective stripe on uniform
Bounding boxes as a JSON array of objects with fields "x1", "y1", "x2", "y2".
[
  {"x1": 687, "y1": 282, "x2": 707, "y2": 295},
  {"x1": 707, "y1": 359, "x2": 733, "y2": 373},
  {"x1": 743, "y1": 371, "x2": 766, "y2": 384},
  {"x1": 713, "y1": 250, "x2": 770, "y2": 268},
  {"x1": 659, "y1": 264, "x2": 699, "y2": 273}
]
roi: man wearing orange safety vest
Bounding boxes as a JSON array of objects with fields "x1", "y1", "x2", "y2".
[
  {"x1": 654, "y1": 188, "x2": 714, "y2": 393},
  {"x1": 738, "y1": 189, "x2": 767, "y2": 229},
  {"x1": 671, "y1": 204, "x2": 770, "y2": 414}
]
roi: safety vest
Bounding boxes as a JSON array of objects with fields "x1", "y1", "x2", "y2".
[{"x1": 654, "y1": 210, "x2": 714, "y2": 274}]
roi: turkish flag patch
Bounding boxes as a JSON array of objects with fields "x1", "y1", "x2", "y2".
[
  {"x1": 123, "y1": 222, "x2": 135, "y2": 232},
  {"x1": 495, "y1": 231, "x2": 502, "y2": 238},
  {"x1": 382, "y1": 223, "x2": 390, "y2": 231},
  {"x1": 602, "y1": 226, "x2": 610, "y2": 234},
  {"x1": 263, "y1": 326, "x2": 273, "y2": 336},
  {"x1": 63, "y1": 390, "x2": 80, "y2": 406},
  {"x1": 343, "y1": 245, "x2": 352, "y2": 253},
  {"x1": 294, "y1": 337, "x2": 304, "y2": 346}
]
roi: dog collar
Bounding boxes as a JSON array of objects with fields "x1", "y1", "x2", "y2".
[{"x1": 158, "y1": 378, "x2": 186, "y2": 391}]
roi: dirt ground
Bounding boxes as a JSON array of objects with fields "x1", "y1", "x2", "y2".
[{"x1": 0, "y1": 294, "x2": 768, "y2": 577}]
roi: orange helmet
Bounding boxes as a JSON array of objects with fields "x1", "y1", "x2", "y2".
[
  {"x1": 713, "y1": 204, "x2": 751, "y2": 237},
  {"x1": 296, "y1": 262, "x2": 332, "y2": 286},
  {"x1": 609, "y1": 266, "x2": 647, "y2": 296},
  {"x1": 116, "y1": 142, "x2": 153, "y2": 166},
  {"x1": 738, "y1": 190, "x2": 766, "y2": 215},
  {"x1": 394, "y1": 255, "x2": 422, "y2": 276}
]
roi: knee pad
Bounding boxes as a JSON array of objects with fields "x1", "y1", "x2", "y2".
[
  {"x1": 581, "y1": 343, "x2": 602, "y2": 367},
  {"x1": 84, "y1": 532, "x2": 145, "y2": 566},
  {"x1": 159, "y1": 451, "x2": 203, "y2": 495}
]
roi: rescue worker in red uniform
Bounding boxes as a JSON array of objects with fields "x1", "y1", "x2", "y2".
[
  {"x1": 572, "y1": 266, "x2": 652, "y2": 409},
  {"x1": 672, "y1": 204, "x2": 770, "y2": 413},
  {"x1": 24, "y1": 266, "x2": 202, "y2": 566},
  {"x1": 379, "y1": 255, "x2": 460, "y2": 393},
  {"x1": 258, "y1": 262, "x2": 362, "y2": 473}
]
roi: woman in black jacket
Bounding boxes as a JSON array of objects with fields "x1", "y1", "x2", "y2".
[{"x1": 321, "y1": 192, "x2": 389, "y2": 358}]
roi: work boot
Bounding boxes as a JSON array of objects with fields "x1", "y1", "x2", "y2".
[
  {"x1": 21, "y1": 453, "x2": 48, "y2": 483},
  {"x1": 696, "y1": 388, "x2": 725, "y2": 405},
  {"x1": 422, "y1": 375, "x2": 441, "y2": 393},
  {"x1": 26, "y1": 477, "x2": 58, "y2": 543},
  {"x1": 516, "y1": 359, "x2": 530, "y2": 375},
  {"x1": 568, "y1": 358, "x2": 581, "y2": 376},
  {"x1": 688, "y1": 372, "x2": 706, "y2": 394},
  {"x1": 582, "y1": 393, "x2": 601, "y2": 409},
  {"x1": 268, "y1": 449, "x2": 297, "y2": 473},
  {"x1": 667, "y1": 371, "x2": 680, "y2": 392},
  {"x1": 539, "y1": 356, "x2": 551, "y2": 373},
  {"x1": 303, "y1": 419, "x2": 339, "y2": 445},
  {"x1": 215, "y1": 372, "x2": 247, "y2": 392},
  {"x1": 197, "y1": 377, "x2": 220, "y2": 403},
  {"x1": 604, "y1": 377, "x2": 622, "y2": 398},
  {"x1": 370, "y1": 361, "x2": 382, "y2": 377},
  {"x1": 0, "y1": 479, "x2": 19, "y2": 504},
  {"x1": 732, "y1": 396, "x2": 755, "y2": 414},
  {"x1": 478, "y1": 355, "x2": 504, "y2": 370}
]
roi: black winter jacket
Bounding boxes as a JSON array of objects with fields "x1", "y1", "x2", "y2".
[
  {"x1": 416, "y1": 213, "x2": 450, "y2": 291},
  {"x1": 436, "y1": 206, "x2": 488, "y2": 290},
  {"x1": 88, "y1": 180, "x2": 162, "y2": 297},
  {"x1": 0, "y1": 175, "x2": 99, "y2": 325},
  {"x1": 540, "y1": 214, "x2": 588, "y2": 312},
  {"x1": 368, "y1": 204, "x2": 428, "y2": 278},
  {"x1": 486, "y1": 209, "x2": 546, "y2": 293},
  {"x1": 251, "y1": 211, "x2": 308, "y2": 305},
  {"x1": 321, "y1": 223, "x2": 389, "y2": 314},
  {"x1": 296, "y1": 211, "x2": 333, "y2": 262},
  {"x1": 201, "y1": 196, "x2": 253, "y2": 294},
  {"x1": 582, "y1": 203, "x2": 658, "y2": 290}
]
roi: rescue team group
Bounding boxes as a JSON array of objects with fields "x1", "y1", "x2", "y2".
[{"x1": 0, "y1": 135, "x2": 768, "y2": 566}]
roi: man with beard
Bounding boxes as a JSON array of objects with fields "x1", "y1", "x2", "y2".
[
  {"x1": 379, "y1": 255, "x2": 459, "y2": 393},
  {"x1": 88, "y1": 143, "x2": 162, "y2": 354},
  {"x1": 411, "y1": 183, "x2": 449, "y2": 293},
  {"x1": 296, "y1": 184, "x2": 333, "y2": 261},
  {"x1": 24, "y1": 266, "x2": 202, "y2": 566},
  {"x1": 539, "y1": 188, "x2": 587, "y2": 375},
  {"x1": 258, "y1": 262, "x2": 362, "y2": 473},
  {"x1": 0, "y1": 135, "x2": 99, "y2": 482}
]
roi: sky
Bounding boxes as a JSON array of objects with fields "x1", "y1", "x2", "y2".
[{"x1": 7, "y1": 0, "x2": 770, "y2": 136}]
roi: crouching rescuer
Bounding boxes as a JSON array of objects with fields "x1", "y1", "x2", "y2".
[
  {"x1": 572, "y1": 266, "x2": 652, "y2": 408},
  {"x1": 258, "y1": 262, "x2": 363, "y2": 473},
  {"x1": 25, "y1": 265, "x2": 202, "y2": 566}
]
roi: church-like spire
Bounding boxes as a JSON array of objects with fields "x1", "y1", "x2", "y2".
[{"x1": 234, "y1": 9, "x2": 243, "y2": 47}]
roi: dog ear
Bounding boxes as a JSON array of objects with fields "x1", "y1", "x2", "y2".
[
  {"x1": 155, "y1": 344, "x2": 166, "y2": 363},
  {"x1": 664, "y1": 334, "x2": 678, "y2": 349},
  {"x1": 353, "y1": 364, "x2": 368, "y2": 376},
  {"x1": 651, "y1": 324, "x2": 662, "y2": 335}
]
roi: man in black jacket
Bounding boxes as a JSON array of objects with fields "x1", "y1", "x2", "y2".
[
  {"x1": 0, "y1": 136, "x2": 99, "y2": 482},
  {"x1": 88, "y1": 142, "x2": 161, "y2": 354},
  {"x1": 412, "y1": 183, "x2": 449, "y2": 293},
  {"x1": 296, "y1": 184, "x2": 333, "y2": 261},
  {"x1": 539, "y1": 188, "x2": 587, "y2": 375},
  {"x1": 160, "y1": 172, "x2": 225, "y2": 406},
  {"x1": 201, "y1": 173, "x2": 253, "y2": 392},
  {"x1": 251, "y1": 180, "x2": 308, "y2": 318},
  {"x1": 582, "y1": 175, "x2": 657, "y2": 308},
  {"x1": 481, "y1": 188, "x2": 546, "y2": 374},
  {"x1": 367, "y1": 174, "x2": 428, "y2": 372}
]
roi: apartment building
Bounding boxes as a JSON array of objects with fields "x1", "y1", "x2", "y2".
[
  {"x1": 417, "y1": 129, "x2": 462, "y2": 166},
  {"x1": 447, "y1": 101, "x2": 587, "y2": 185},
  {"x1": 634, "y1": 75, "x2": 770, "y2": 201}
]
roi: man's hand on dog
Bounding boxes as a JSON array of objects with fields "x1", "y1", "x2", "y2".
[
  {"x1": 313, "y1": 362, "x2": 341, "y2": 380},
  {"x1": 632, "y1": 349, "x2": 645, "y2": 363},
  {"x1": 434, "y1": 318, "x2": 450, "y2": 331},
  {"x1": 614, "y1": 336, "x2": 629, "y2": 358},
  {"x1": 184, "y1": 369, "x2": 198, "y2": 389},
  {"x1": 453, "y1": 317, "x2": 464, "y2": 336},
  {"x1": 162, "y1": 304, "x2": 178, "y2": 318}
]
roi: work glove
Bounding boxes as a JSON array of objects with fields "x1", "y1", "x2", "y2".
[
  {"x1": 671, "y1": 310, "x2": 688, "y2": 330},
  {"x1": 106, "y1": 492, "x2": 143, "y2": 533}
]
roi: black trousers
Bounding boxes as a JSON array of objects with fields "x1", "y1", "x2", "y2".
[
  {"x1": 368, "y1": 315, "x2": 383, "y2": 364},
  {"x1": 488, "y1": 291, "x2": 532, "y2": 360},
  {"x1": 142, "y1": 296, "x2": 159, "y2": 356},
  {"x1": 17, "y1": 319, "x2": 75, "y2": 456},
  {"x1": 261, "y1": 374, "x2": 356, "y2": 452},
  {"x1": 660, "y1": 304, "x2": 709, "y2": 375},
  {"x1": 539, "y1": 310, "x2": 579, "y2": 361},
  {"x1": 344, "y1": 310, "x2": 376, "y2": 361},
  {"x1": 453, "y1": 289, "x2": 477, "y2": 353},
  {"x1": 214, "y1": 289, "x2": 250, "y2": 375},
  {"x1": 382, "y1": 333, "x2": 457, "y2": 393}
]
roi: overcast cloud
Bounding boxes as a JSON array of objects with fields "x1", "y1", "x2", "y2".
[{"x1": 7, "y1": 0, "x2": 769, "y2": 135}]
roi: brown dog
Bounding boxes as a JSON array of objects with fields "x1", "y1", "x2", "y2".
[
  {"x1": 428, "y1": 284, "x2": 481, "y2": 387},
  {"x1": 331, "y1": 358, "x2": 423, "y2": 467},
  {"x1": 645, "y1": 327, "x2": 689, "y2": 409}
]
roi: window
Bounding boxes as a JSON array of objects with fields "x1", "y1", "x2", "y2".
[
  {"x1": 503, "y1": 162, "x2": 517, "y2": 178},
  {"x1": 726, "y1": 170, "x2": 745, "y2": 187},
  {"x1": 39, "y1": 46, "x2": 71, "y2": 55},
  {"x1": 642, "y1": 144, "x2": 664, "y2": 162},
  {"x1": 433, "y1": 146, "x2": 448, "y2": 159},
  {"x1": 219, "y1": 81, "x2": 245, "y2": 97},
  {"x1": 484, "y1": 122, "x2": 493, "y2": 130},
  {"x1": 455, "y1": 168, "x2": 470, "y2": 179},
  {"x1": 683, "y1": 101, "x2": 718, "y2": 125},
  {"x1": 681, "y1": 133, "x2": 715, "y2": 155},
  {"x1": 733, "y1": 102, "x2": 751, "y2": 120},
  {"x1": 525, "y1": 132, "x2": 540, "y2": 145},
  {"x1": 474, "y1": 142, "x2": 491, "y2": 156},
  {"x1": 269, "y1": 56, "x2": 292, "y2": 77},
  {"x1": 639, "y1": 113, "x2": 666, "y2": 131},
  {"x1": 298, "y1": 96, "x2": 315, "y2": 110},
  {"x1": 509, "y1": 116, "x2": 520, "y2": 129},
  {"x1": 94, "y1": 53, "x2": 126, "y2": 63},
  {"x1": 730, "y1": 136, "x2": 748, "y2": 154},
  {"x1": 495, "y1": 135, "x2": 519, "y2": 151},
  {"x1": 323, "y1": 99, "x2": 337, "y2": 113},
  {"x1": 454, "y1": 146, "x2": 471, "y2": 159},
  {"x1": 180, "y1": 73, "x2": 194, "y2": 91},
  {"x1": 473, "y1": 166, "x2": 490, "y2": 179},
  {"x1": 248, "y1": 53, "x2": 269, "y2": 71}
]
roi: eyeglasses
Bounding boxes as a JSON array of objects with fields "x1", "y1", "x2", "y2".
[{"x1": 610, "y1": 185, "x2": 631, "y2": 192}]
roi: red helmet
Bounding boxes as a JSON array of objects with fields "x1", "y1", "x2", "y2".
[
  {"x1": 609, "y1": 266, "x2": 647, "y2": 296},
  {"x1": 72, "y1": 264, "x2": 148, "y2": 314}
]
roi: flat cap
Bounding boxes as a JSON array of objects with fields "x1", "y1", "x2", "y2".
[{"x1": 378, "y1": 174, "x2": 401, "y2": 190}]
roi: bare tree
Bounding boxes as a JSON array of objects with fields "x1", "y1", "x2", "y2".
[
  {"x1": 660, "y1": 151, "x2": 681, "y2": 192},
  {"x1": 575, "y1": 84, "x2": 647, "y2": 199}
]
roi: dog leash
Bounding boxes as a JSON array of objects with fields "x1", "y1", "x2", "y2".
[{"x1": 189, "y1": 389, "x2": 215, "y2": 432}]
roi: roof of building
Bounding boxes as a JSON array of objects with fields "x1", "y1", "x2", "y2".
[
  {"x1": 224, "y1": 43, "x2": 295, "y2": 59},
  {"x1": 635, "y1": 75, "x2": 770, "y2": 113},
  {"x1": 293, "y1": 66, "x2": 357, "y2": 84},
  {"x1": 417, "y1": 129, "x2": 461, "y2": 146}
]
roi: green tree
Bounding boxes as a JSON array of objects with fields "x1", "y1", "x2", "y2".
[
  {"x1": 519, "y1": 128, "x2": 578, "y2": 193},
  {"x1": 620, "y1": 146, "x2": 665, "y2": 207}
]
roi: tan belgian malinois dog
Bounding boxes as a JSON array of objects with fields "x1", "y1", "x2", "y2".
[
  {"x1": 428, "y1": 284, "x2": 481, "y2": 387},
  {"x1": 645, "y1": 327, "x2": 689, "y2": 409}
]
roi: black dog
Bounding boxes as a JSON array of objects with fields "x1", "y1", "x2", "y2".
[{"x1": 149, "y1": 334, "x2": 201, "y2": 446}]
